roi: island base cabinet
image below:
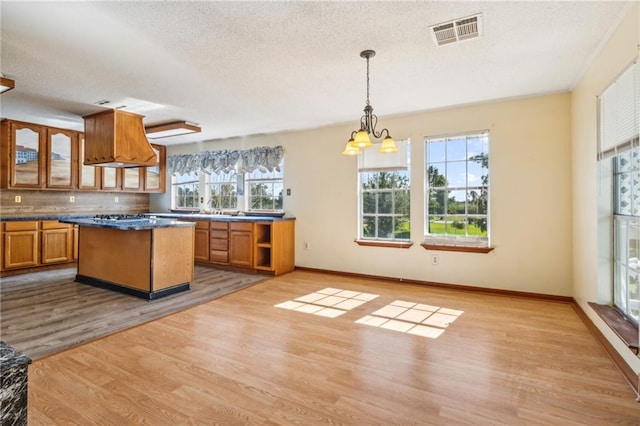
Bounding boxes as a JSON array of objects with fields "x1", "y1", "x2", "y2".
[{"x1": 76, "y1": 225, "x2": 194, "y2": 300}]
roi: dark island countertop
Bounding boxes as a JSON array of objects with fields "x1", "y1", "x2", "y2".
[
  {"x1": 59, "y1": 217, "x2": 195, "y2": 231},
  {"x1": 0, "y1": 213, "x2": 295, "y2": 223},
  {"x1": 148, "y1": 213, "x2": 295, "y2": 222}
]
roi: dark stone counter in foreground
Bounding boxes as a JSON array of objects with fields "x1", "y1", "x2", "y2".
[{"x1": 1, "y1": 341, "x2": 31, "y2": 426}]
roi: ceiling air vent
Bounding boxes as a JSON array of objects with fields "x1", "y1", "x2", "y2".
[{"x1": 429, "y1": 14, "x2": 483, "y2": 46}]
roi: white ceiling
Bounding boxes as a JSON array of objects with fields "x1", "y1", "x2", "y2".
[{"x1": 0, "y1": 1, "x2": 633, "y2": 146}]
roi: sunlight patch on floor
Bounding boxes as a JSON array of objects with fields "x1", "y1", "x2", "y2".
[
  {"x1": 355, "y1": 300, "x2": 463, "y2": 339},
  {"x1": 274, "y1": 287, "x2": 379, "y2": 318}
]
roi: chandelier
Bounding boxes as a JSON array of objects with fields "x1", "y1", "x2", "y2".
[{"x1": 342, "y1": 49, "x2": 397, "y2": 156}]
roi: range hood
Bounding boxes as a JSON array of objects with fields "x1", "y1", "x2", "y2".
[{"x1": 83, "y1": 109, "x2": 157, "y2": 168}]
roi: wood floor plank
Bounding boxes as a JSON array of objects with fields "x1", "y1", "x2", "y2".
[
  {"x1": 17, "y1": 270, "x2": 640, "y2": 424},
  {"x1": 0, "y1": 266, "x2": 267, "y2": 359}
]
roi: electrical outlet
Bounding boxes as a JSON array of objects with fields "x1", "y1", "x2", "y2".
[
  {"x1": 431, "y1": 254, "x2": 439, "y2": 265},
  {"x1": 14, "y1": 195, "x2": 21, "y2": 203},
  {"x1": 286, "y1": 188, "x2": 291, "y2": 196},
  {"x1": 303, "y1": 241, "x2": 309, "y2": 250},
  {"x1": 69, "y1": 196, "x2": 75, "y2": 203},
  {"x1": 114, "y1": 196, "x2": 119, "y2": 203}
]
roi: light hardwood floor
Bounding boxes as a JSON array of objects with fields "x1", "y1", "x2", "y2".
[{"x1": 27, "y1": 270, "x2": 639, "y2": 424}]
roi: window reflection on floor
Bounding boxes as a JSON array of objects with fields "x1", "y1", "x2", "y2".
[
  {"x1": 275, "y1": 289, "x2": 463, "y2": 339},
  {"x1": 356, "y1": 300, "x2": 463, "y2": 339},
  {"x1": 274, "y1": 287, "x2": 379, "y2": 318}
]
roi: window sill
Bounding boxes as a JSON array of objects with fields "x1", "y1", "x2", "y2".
[
  {"x1": 588, "y1": 302, "x2": 639, "y2": 355},
  {"x1": 421, "y1": 243, "x2": 494, "y2": 253},
  {"x1": 355, "y1": 240, "x2": 413, "y2": 249}
]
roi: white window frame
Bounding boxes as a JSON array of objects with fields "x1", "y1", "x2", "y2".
[
  {"x1": 171, "y1": 171, "x2": 200, "y2": 210},
  {"x1": 424, "y1": 131, "x2": 489, "y2": 248},
  {"x1": 358, "y1": 140, "x2": 411, "y2": 242},
  {"x1": 599, "y1": 58, "x2": 639, "y2": 325},
  {"x1": 246, "y1": 165, "x2": 284, "y2": 212},
  {"x1": 204, "y1": 171, "x2": 240, "y2": 211}
]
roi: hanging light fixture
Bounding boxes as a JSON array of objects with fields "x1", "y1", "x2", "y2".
[{"x1": 342, "y1": 49, "x2": 397, "y2": 156}]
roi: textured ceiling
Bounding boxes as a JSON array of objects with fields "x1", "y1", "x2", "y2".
[{"x1": 0, "y1": 1, "x2": 633, "y2": 146}]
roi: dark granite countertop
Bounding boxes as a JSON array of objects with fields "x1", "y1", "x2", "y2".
[
  {"x1": 59, "y1": 217, "x2": 195, "y2": 230},
  {"x1": 0, "y1": 213, "x2": 295, "y2": 223},
  {"x1": 0, "y1": 214, "x2": 95, "y2": 222},
  {"x1": 149, "y1": 213, "x2": 295, "y2": 222},
  {"x1": 0, "y1": 341, "x2": 31, "y2": 369}
]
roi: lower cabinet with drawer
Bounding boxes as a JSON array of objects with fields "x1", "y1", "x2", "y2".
[
  {"x1": 210, "y1": 221, "x2": 229, "y2": 264},
  {"x1": 183, "y1": 218, "x2": 295, "y2": 276},
  {"x1": 1, "y1": 220, "x2": 77, "y2": 273}
]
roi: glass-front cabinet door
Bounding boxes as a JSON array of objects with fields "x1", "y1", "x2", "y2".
[
  {"x1": 10, "y1": 122, "x2": 45, "y2": 188},
  {"x1": 123, "y1": 167, "x2": 143, "y2": 191},
  {"x1": 102, "y1": 167, "x2": 122, "y2": 191},
  {"x1": 144, "y1": 144, "x2": 166, "y2": 192},
  {"x1": 47, "y1": 128, "x2": 77, "y2": 189},
  {"x1": 78, "y1": 133, "x2": 101, "y2": 190}
]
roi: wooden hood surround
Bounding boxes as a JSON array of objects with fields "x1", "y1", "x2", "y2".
[{"x1": 83, "y1": 109, "x2": 157, "y2": 167}]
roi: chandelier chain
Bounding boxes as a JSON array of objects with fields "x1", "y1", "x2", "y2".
[{"x1": 366, "y1": 56, "x2": 370, "y2": 107}]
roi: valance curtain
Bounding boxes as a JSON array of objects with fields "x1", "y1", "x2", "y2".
[{"x1": 167, "y1": 146, "x2": 284, "y2": 176}]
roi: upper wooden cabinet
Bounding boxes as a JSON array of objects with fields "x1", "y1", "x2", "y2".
[
  {"x1": 77, "y1": 133, "x2": 101, "y2": 190},
  {"x1": 144, "y1": 144, "x2": 166, "y2": 193},
  {"x1": 47, "y1": 128, "x2": 77, "y2": 189},
  {"x1": 1, "y1": 119, "x2": 166, "y2": 193},
  {"x1": 1, "y1": 120, "x2": 46, "y2": 188}
]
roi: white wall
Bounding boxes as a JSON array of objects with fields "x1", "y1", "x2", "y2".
[
  {"x1": 571, "y1": 3, "x2": 640, "y2": 373},
  {"x1": 153, "y1": 92, "x2": 574, "y2": 297}
]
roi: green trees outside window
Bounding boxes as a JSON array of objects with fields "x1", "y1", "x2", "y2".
[
  {"x1": 425, "y1": 132, "x2": 489, "y2": 243},
  {"x1": 361, "y1": 170, "x2": 410, "y2": 240}
]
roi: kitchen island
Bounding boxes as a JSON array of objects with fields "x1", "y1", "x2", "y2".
[{"x1": 61, "y1": 216, "x2": 195, "y2": 300}]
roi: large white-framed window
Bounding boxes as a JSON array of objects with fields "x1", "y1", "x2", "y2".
[
  {"x1": 246, "y1": 166, "x2": 284, "y2": 211},
  {"x1": 358, "y1": 140, "x2": 411, "y2": 242},
  {"x1": 205, "y1": 171, "x2": 239, "y2": 211},
  {"x1": 172, "y1": 171, "x2": 200, "y2": 210},
  {"x1": 424, "y1": 131, "x2": 489, "y2": 247},
  {"x1": 599, "y1": 58, "x2": 639, "y2": 325}
]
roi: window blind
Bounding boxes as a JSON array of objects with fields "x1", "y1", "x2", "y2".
[
  {"x1": 599, "y1": 58, "x2": 639, "y2": 160},
  {"x1": 358, "y1": 139, "x2": 410, "y2": 171}
]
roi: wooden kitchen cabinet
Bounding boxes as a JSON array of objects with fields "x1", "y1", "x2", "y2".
[
  {"x1": 179, "y1": 218, "x2": 295, "y2": 275},
  {"x1": 41, "y1": 221, "x2": 73, "y2": 264},
  {"x1": 2, "y1": 221, "x2": 39, "y2": 269},
  {"x1": 254, "y1": 220, "x2": 295, "y2": 275},
  {"x1": 193, "y1": 221, "x2": 210, "y2": 262},
  {"x1": 1, "y1": 120, "x2": 46, "y2": 189},
  {"x1": 1, "y1": 220, "x2": 78, "y2": 273},
  {"x1": 144, "y1": 144, "x2": 166, "y2": 193},
  {"x1": 210, "y1": 221, "x2": 229, "y2": 264},
  {"x1": 77, "y1": 133, "x2": 101, "y2": 190},
  {"x1": 1, "y1": 119, "x2": 166, "y2": 193},
  {"x1": 122, "y1": 167, "x2": 143, "y2": 191},
  {"x1": 101, "y1": 167, "x2": 122, "y2": 191},
  {"x1": 229, "y1": 222, "x2": 253, "y2": 268},
  {"x1": 46, "y1": 128, "x2": 77, "y2": 189}
]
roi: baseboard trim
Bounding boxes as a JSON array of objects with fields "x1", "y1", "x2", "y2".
[{"x1": 293, "y1": 266, "x2": 573, "y2": 303}]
